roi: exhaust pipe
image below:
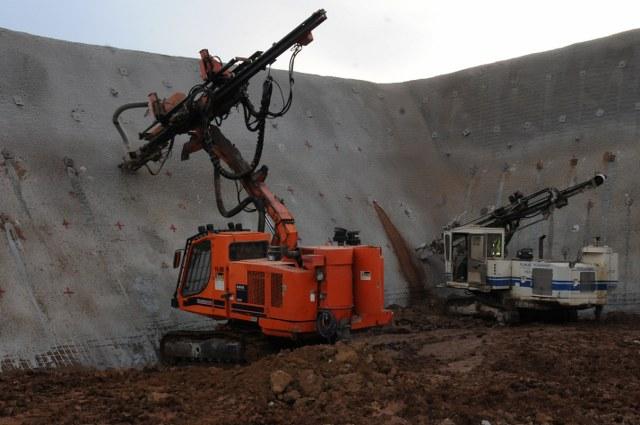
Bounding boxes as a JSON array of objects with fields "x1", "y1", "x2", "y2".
[{"x1": 538, "y1": 235, "x2": 546, "y2": 260}]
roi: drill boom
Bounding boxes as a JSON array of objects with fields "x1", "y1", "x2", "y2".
[
  {"x1": 117, "y1": 9, "x2": 327, "y2": 172},
  {"x1": 456, "y1": 174, "x2": 606, "y2": 245}
]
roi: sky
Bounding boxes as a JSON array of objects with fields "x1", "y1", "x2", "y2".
[{"x1": 1, "y1": 0, "x2": 639, "y2": 83}]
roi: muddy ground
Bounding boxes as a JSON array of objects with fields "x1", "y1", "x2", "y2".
[{"x1": 0, "y1": 307, "x2": 638, "y2": 425}]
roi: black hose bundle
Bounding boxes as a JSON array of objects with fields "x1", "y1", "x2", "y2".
[
  {"x1": 316, "y1": 310, "x2": 338, "y2": 341},
  {"x1": 208, "y1": 45, "x2": 303, "y2": 229},
  {"x1": 211, "y1": 77, "x2": 273, "y2": 181}
]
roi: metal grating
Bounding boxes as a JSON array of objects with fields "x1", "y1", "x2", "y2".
[
  {"x1": 247, "y1": 271, "x2": 265, "y2": 305},
  {"x1": 271, "y1": 273, "x2": 283, "y2": 307},
  {"x1": 580, "y1": 271, "x2": 596, "y2": 292},
  {"x1": 532, "y1": 268, "x2": 553, "y2": 295}
]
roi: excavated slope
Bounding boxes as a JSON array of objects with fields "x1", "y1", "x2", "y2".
[{"x1": 0, "y1": 27, "x2": 638, "y2": 369}]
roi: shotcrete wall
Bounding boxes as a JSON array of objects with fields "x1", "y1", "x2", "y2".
[{"x1": 0, "y1": 27, "x2": 638, "y2": 369}]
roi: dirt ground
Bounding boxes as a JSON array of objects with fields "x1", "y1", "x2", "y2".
[{"x1": 0, "y1": 307, "x2": 639, "y2": 425}]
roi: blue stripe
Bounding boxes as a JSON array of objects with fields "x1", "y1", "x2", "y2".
[
  {"x1": 485, "y1": 277, "x2": 511, "y2": 287},
  {"x1": 486, "y1": 277, "x2": 611, "y2": 291}
]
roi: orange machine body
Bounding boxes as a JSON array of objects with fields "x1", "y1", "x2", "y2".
[
  {"x1": 174, "y1": 229, "x2": 393, "y2": 338},
  {"x1": 113, "y1": 10, "x2": 390, "y2": 341}
]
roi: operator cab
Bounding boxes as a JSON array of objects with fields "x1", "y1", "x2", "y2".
[
  {"x1": 444, "y1": 226, "x2": 504, "y2": 289},
  {"x1": 171, "y1": 224, "x2": 273, "y2": 308}
]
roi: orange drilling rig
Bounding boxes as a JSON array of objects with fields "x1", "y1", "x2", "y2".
[{"x1": 112, "y1": 10, "x2": 392, "y2": 362}]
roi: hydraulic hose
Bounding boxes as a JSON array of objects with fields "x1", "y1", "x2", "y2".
[
  {"x1": 316, "y1": 310, "x2": 337, "y2": 341},
  {"x1": 112, "y1": 102, "x2": 148, "y2": 150},
  {"x1": 213, "y1": 165, "x2": 255, "y2": 217},
  {"x1": 212, "y1": 78, "x2": 273, "y2": 180},
  {"x1": 254, "y1": 198, "x2": 266, "y2": 232},
  {"x1": 213, "y1": 163, "x2": 267, "y2": 233}
]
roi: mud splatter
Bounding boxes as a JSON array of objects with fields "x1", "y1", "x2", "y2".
[{"x1": 372, "y1": 201, "x2": 428, "y2": 303}]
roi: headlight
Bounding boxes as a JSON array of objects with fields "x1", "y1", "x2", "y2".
[{"x1": 315, "y1": 267, "x2": 325, "y2": 282}]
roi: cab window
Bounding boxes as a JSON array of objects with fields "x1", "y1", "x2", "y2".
[
  {"x1": 487, "y1": 233, "x2": 503, "y2": 258},
  {"x1": 182, "y1": 240, "x2": 211, "y2": 296},
  {"x1": 229, "y1": 241, "x2": 268, "y2": 261}
]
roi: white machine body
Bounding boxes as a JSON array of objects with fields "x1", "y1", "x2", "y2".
[{"x1": 444, "y1": 226, "x2": 618, "y2": 309}]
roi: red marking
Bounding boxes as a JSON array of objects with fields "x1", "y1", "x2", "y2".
[
  {"x1": 63, "y1": 287, "x2": 74, "y2": 296},
  {"x1": 62, "y1": 219, "x2": 70, "y2": 228},
  {"x1": 115, "y1": 221, "x2": 124, "y2": 230},
  {"x1": 165, "y1": 171, "x2": 173, "y2": 177},
  {"x1": 304, "y1": 140, "x2": 312, "y2": 149},
  {"x1": 170, "y1": 224, "x2": 177, "y2": 232}
]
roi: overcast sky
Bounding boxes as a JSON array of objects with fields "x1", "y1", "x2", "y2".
[{"x1": 1, "y1": 0, "x2": 638, "y2": 83}]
